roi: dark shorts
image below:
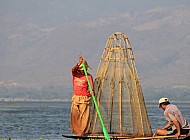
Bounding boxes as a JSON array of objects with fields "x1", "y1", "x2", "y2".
[{"x1": 167, "y1": 128, "x2": 189, "y2": 135}]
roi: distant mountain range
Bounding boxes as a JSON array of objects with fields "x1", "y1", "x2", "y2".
[
  {"x1": 0, "y1": 83, "x2": 72, "y2": 101},
  {"x1": 0, "y1": 80, "x2": 190, "y2": 101},
  {"x1": 0, "y1": 1, "x2": 190, "y2": 101}
]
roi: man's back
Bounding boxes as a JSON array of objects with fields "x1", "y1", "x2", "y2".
[{"x1": 164, "y1": 104, "x2": 188, "y2": 128}]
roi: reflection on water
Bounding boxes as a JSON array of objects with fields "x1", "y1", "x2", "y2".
[{"x1": 0, "y1": 101, "x2": 189, "y2": 139}]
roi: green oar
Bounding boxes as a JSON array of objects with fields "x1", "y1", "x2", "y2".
[{"x1": 82, "y1": 62, "x2": 110, "y2": 140}]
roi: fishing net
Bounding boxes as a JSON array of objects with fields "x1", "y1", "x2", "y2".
[{"x1": 89, "y1": 32, "x2": 152, "y2": 137}]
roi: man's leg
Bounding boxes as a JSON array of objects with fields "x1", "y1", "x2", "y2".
[
  {"x1": 70, "y1": 103, "x2": 81, "y2": 135},
  {"x1": 79, "y1": 103, "x2": 91, "y2": 135},
  {"x1": 154, "y1": 128, "x2": 168, "y2": 136}
]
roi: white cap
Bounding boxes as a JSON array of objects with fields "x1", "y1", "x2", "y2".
[{"x1": 158, "y1": 98, "x2": 169, "y2": 108}]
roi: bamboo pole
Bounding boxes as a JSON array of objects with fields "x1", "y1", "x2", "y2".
[
  {"x1": 92, "y1": 48, "x2": 110, "y2": 133},
  {"x1": 82, "y1": 63, "x2": 110, "y2": 140},
  {"x1": 119, "y1": 47, "x2": 123, "y2": 135}
]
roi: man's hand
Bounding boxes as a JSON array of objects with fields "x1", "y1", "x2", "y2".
[
  {"x1": 79, "y1": 54, "x2": 83, "y2": 64},
  {"x1": 174, "y1": 132, "x2": 180, "y2": 138},
  {"x1": 90, "y1": 91, "x2": 94, "y2": 96}
]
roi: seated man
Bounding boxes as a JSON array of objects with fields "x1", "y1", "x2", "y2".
[{"x1": 154, "y1": 98, "x2": 190, "y2": 138}]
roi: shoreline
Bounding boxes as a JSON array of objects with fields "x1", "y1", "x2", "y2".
[{"x1": 0, "y1": 99, "x2": 190, "y2": 103}]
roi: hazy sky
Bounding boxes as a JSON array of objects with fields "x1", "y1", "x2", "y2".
[{"x1": 0, "y1": 0, "x2": 190, "y2": 89}]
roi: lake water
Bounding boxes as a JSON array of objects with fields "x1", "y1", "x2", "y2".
[{"x1": 0, "y1": 101, "x2": 189, "y2": 140}]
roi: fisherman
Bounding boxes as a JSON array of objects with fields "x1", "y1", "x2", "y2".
[
  {"x1": 153, "y1": 97, "x2": 190, "y2": 138},
  {"x1": 70, "y1": 54, "x2": 94, "y2": 136}
]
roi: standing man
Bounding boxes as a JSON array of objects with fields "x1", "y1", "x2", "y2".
[
  {"x1": 70, "y1": 54, "x2": 94, "y2": 136},
  {"x1": 154, "y1": 97, "x2": 190, "y2": 138}
]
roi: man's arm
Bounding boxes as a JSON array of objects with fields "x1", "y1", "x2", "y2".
[
  {"x1": 88, "y1": 74, "x2": 94, "y2": 96},
  {"x1": 173, "y1": 119, "x2": 180, "y2": 137},
  {"x1": 72, "y1": 63, "x2": 80, "y2": 76},
  {"x1": 72, "y1": 54, "x2": 84, "y2": 76},
  {"x1": 168, "y1": 113, "x2": 181, "y2": 137},
  {"x1": 162, "y1": 122, "x2": 171, "y2": 129}
]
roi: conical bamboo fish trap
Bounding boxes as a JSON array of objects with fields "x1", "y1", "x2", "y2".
[{"x1": 89, "y1": 32, "x2": 152, "y2": 138}]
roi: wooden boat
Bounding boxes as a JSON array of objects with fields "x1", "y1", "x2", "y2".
[
  {"x1": 64, "y1": 32, "x2": 190, "y2": 140},
  {"x1": 62, "y1": 134, "x2": 190, "y2": 140}
]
